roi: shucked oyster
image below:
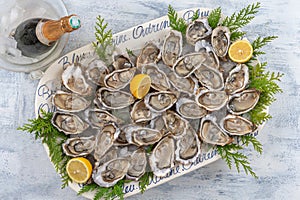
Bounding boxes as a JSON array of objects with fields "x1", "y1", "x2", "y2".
[
  {"x1": 62, "y1": 136, "x2": 95, "y2": 157},
  {"x1": 220, "y1": 114, "x2": 256, "y2": 136},
  {"x1": 130, "y1": 100, "x2": 157, "y2": 123},
  {"x1": 168, "y1": 72, "x2": 198, "y2": 95},
  {"x1": 176, "y1": 97, "x2": 208, "y2": 119},
  {"x1": 93, "y1": 157, "x2": 130, "y2": 187},
  {"x1": 87, "y1": 109, "x2": 123, "y2": 128},
  {"x1": 194, "y1": 64, "x2": 224, "y2": 90},
  {"x1": 186, "y1": 18, "x2": 212, "y2": 45},
  {"x1": 124, "y1": 125, "x2": 163, "y2": 146},
  {"x1": 227, "y1": 89, "x2": 260, "y2": 115},
  {"x1": 198, "y1": 115, "x2": 233, "y2": 146},
  {"x1": 196, "y1": 89, "x2": 228, "y2": 111},
  {"x1": 211, "y1": 26, "x2": 231, "y2": 57},
  {"x1": 62, "y1": 63, "x2": 93, "y2": 96},
  {"x1": 141, "y1": 64, "x2": 170, "y2": 91},
  {"x1": 136, "y1": 42, "x2": 161, "y2": 69},
  {"x1": 52, "y1": 91, "x2": 90, "y2": 112},
  {"x1": 126, "y1": 148, "x2": 147, "y2": 180},
  {"x1": 163, "y1": 110, "x2": 189, "y2": 138},
  {"x1": 162, "y1": 30, "x2": 182, "y2": 66},
  {"x1": 112, "y1": 55, "x2": 134, "y2": 70},
  {"x1": 149, "y1": 136, "x2": 175, "y2": 177},
  {"x1": 104, "y1": 67, "x2": 136, "y2": 90},
  {"x1": 144, "y1": 91, "x2": 177, "y2": 113},
  {"x1": 224, "y1": 64, "x2": 249, "y2": 94},
  {"x1": 86, "y1": 59, "x2": 109, "y2": 86},
  {"x1": 96, "y1": 88, "x2": 135, "y2": 109},
  {"x1": 52, "y1": 112, "x2": 89, "y2": 135},
  {"x1": 194, "y1": 40, "x2": 220, "y2": 70}
]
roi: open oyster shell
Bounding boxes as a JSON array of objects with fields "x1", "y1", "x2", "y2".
[
  {"x1": 144, "y1": 91, "x2": 177, "y2": 113},
  {"x1": 194, "y1": 65, "x2": 224, "y2": 90},
  {"x1": 176, "y1": 97, "x2": 208, "y2": 119},
  {"x1": 136, "y1": 42, "x2": 161, "y2": 69},
  {"x1": 85, "y1": 58, "x2": 109, "y2": 86},
  {"x1": 224, "y1": 64, "x2": 249, "y2": 94},
  {"x1": 196, "y1": 89, "x2": 228, "y2": 111},
  {"x1": 52, "y1": 91, "x2": 90, "y2": 112},
  {"x1": 104, "y1": 67, "x2": 136, "y2": 90},
  {"x1": 220, "y1": 114, "x2": 257, "y2": 136},
  {"x1": 168, "y1": 72, "x2": 198, "y2": 95},
  {"x1": 163, "y1": 110, "x2": 189, "y2": 139},
  {"x1": 162, "y1": 30, "x2": 182, "y2": 66},
  {"x1": 211, "y1": 26, "x2": 231, "y2": 57},
  {"x1": 112, "y1": 55, "x2": 134, "y2": 70},
  {"x1": 124, "y1": 125, "x2": 163, "y2": 146},
  {"x1": 186, "y1": 18, "x2": 212, "y2": 45},
  {"x1": 62, "y1": 136, "x2": 95, "y2": 157},
  {"x1": 96, "y1": 88, "x2": 135, "y2": 109},
  {"x1": 130, "y1": 100, "x2": 158, "y2": 123},
  {"x1": 87, "y1": 109, "x2": 123, "y2": 128},
  {"x1": 126, "y1": 148, "x2": 147, "y2": 180}
]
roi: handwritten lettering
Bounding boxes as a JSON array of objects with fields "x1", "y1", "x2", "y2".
[
  {"x1": 37, "y1": 84, "x2": 52, "y2": 100},
  {"x1": 123, "y1": 184, "x2": 136, "y2": 194},
  {"x1": 183, "y1": 9, "x2": 210, "y2": 22},
  {"x1": 57, "y1": 52, "x2": 94, "y2": 69},
  {"x1": 113, "y1": 34, "x2": 129, "y2": 46},
  {"x1": 132, "y1": 20, "x2": 169, "y2": 39}
]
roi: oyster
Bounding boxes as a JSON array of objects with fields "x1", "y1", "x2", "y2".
[
  {"x1": 115, "y1": 129, "x2": 129, "y2": 146},
  {"x1": 141, "y1": 64, "x2": 170, "y2": 91},
  {"x1": 97, "y1": 146, "x2": 118, "y2": 166},
  {"x1": 186, "y1": 18, "x2": 212, "y2": 45},
  {"x1": 149, "y1": 136, "x2": 175, "y2": 177},
  {"x1": 86, "y1": 58, "x2": 109, "y2": 86},
  {"x1": 163, "y1": 110, "x2": 188, "y2": 138},
  {"x1": 198, "y1": 116, "x2": 233, "y2": 146},
  {"x1": 162, "y1": 30, "x2": 182, "y2": 66},
  {"x1": 104, "y1": 67, "x2": 136, "y2": 90},
  {"x1": 52, "y1": 91, "x2": 90, "y2": 112},
  {"x1": 196, "y1": 89, "x2": 228, "y2": 111},
  {"x1": 176, "y1": 97, "x2": 208, "y2": 119},
  {"x1": 124, "y1": 125, "x2": 163, "y2": 146},
  {"x1": 126, "y1": 148, "x2": 147, "y2": 180},
  {"x1": 224, "y1": 64, "x2": 249, "y2": 94},
  {"x1": 62, "y1": 136, "x2": 95, "y2": 157},
  {"x1": 194, "y1": 65, "x2": 224, "y2": 90},
  {"x1": 52, "y1": 112, "x2": 89, "y2": 135},
  {"x1": 211, "y1": 26, "x2": 231, "y2": 57},
  {"x1": 93, "y1": 158, "x2": 130, "y2": 187},
  {"x1": 144, "y1": 91, "x2": 177, "y2": 113},
  {"x1": 94, "y1": 123, "x2": 120, "y2": 161},
  {"x1": 150, "y1": 116, "x2": 168, "y2": 136},
  {"x1": 130, "y1": 100, "x2": 157, "y2": 123},
  {"x1": 87, "y1": 109, "x2": 123, "y2": 128},
  {"x1": 194, "y1": 40, "x2": 219, "y2": 70},
  {"x1": 175, "y1": 125, "x2": 201, "y2": 164},
  {"x1": 112, "y1": 55, "x2": 134, "y2": 70},
  {"x1": 227, "y1": 89, "x2": 260, "y2": 115},
  {"x1": 96, "y1": 88, "x2": 135, "y2": 109},
  {"x1": 136, "y1": 42, "x2": 161, "y2": 69},
  {"x1": 220, "y1": 114, "x2": 256, "y2": 135},
  {"x1": 168, "y1": 72, "x2": 198, "y2": 95},
  {"x1": 62, "y1": 63, "x2": 93, "y2": 96}
]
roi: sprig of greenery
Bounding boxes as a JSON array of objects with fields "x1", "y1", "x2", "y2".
[
  {"x1": 93, "y1": 15, "x2": 113, "y2": 62},
  {"x1": 217, "y1": 144, "x2": 258, "y2": 178},
  {"x1": 168, "y1": 5, "x2": 187, "y2": 34},
  {"x1": 207, "y1": 7, "x2": 221, "y2": 29},
  {"x1": 191, "y1": 9, "x2": 200, "y2": 21},
  {"x1": 139, "y1": 171, "x2": 153, "y2": 193},
  {"x1": 252, "y1": 36, "x2": 278, "y2": 57},
  {"x1": 240, "y1": 135, "x2": 263, "y2": 154},
  {"x1": 17, "y1": 111, "x2": 71, "y2": 188}
]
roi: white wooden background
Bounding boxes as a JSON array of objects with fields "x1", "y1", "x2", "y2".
[{"x1": 0, "y1": 0, "x2": 299, "y2": 199}]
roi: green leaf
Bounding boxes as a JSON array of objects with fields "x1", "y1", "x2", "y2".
[
  {"x1": 191, "y1": 9, "x2": 200, "y2": 21},
  {"x1": 230, "y1": 31, "x2": 246, "y2": 41},
  {"x1": 168, "y1": 5, "x2": 187, "y2": 34},
  {"x1": 139, "y1": 171, "x2": 153, "y2": 193},
  {"x1": 240, "y1": 135, "x2": 263, "y2": 154},
  {"x1": 207, "y1": 7, "x2": 221, "y2": 28},
  {"x1": 252, "y1": 36, "x2": 278, "y2": 57}
]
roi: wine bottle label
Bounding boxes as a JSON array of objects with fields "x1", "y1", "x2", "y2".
[
  {"x1": 36, "y1": 21, "x2": 52, "y2": 46},
  {"x1": 69, "y1": 16, "x2": 81, "y2": 29}
]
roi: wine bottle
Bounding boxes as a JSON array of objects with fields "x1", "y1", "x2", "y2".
[{"x1": 13, "y1": 15, "x2": 81, "y2": 58}]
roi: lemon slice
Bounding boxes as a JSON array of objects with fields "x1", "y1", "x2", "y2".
[
  {"x1": 130, "y1": 74, "x2": 151, "y2": 99},
  {"x1": 66, "y1": 157, "x2": 92, "y2": 183},
  {"x1": 228, "y1": 40, "x2": 253, "y2": 63}
]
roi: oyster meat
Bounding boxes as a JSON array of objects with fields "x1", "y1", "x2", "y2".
[
  {"x1": 52, "y1": 112, "x2": 89, "y2": 135},
  {"x1": 194, "y1": 65, "x2": 224, "y2": 90},
  {"x1": 168, "y1": 72, "x2": 198, "y2": 95},
  {"x1": 87, "y1": 109, "x2": 123, "y2": 128},
  {"x1": 149, "y1": 136, "x2": 175, "y2": 177},
  {"x1": 126, "y1": 148, "x2": 147, "y2": 180},
  {"x1": 176, "y1": 97, "x2": 208, "y2": 119},
  {"x1": 104, "y1": 67, "x2": 136, "y2": 90},
  {"x1": 194, "y1": 40, "x2": 220, "y2": 70},
  {"x1": 220, "y1": 114, "x2": 256, "y2": 135},
  {"x1": 113, "y1": 55, "x2": 133, "y2": 70},
  {"x1": 186, "y1": 18, "x2": 212, "y2": 45},
  {"x1": 162, "y1": 30, "x2": 182, "y2": 66},
  {"x1": 163, "y1": 110, "x2": 188, "y2": 138},
  {"x1": 144, "y1": 91, "x2": 177, "y2": 113},
  {"x1": 130, "y1": 100, "x2": 157, "y2": 123},
  {"x1": 62, "y1": 63, "x2": 93, "y2": 96},
  {"x1": 224, "y1": 64, "x2": 249, "y2": 94},
  {"x1": 52, "y1": 91, "x2": 90, "y2": 112},
  {"x1": 136, "y1": 42, "x2": 160, "y2": 68},
  {"x1": 211, "y1": 26, "x2": 231, "y2": 57},
  {"x1": 227, "y1": 89, "x2": 260, "y2": 115},
  {"x1": 124, "y1": 125, "x2": 163, "y2": 146},
  {"x1": 62, "y1": 136, "x2": 95, "y2": 157},
  {"x1": 86, "y1": 59, "x2": 109, "y2": 86},
  {"x1": 141, "y1": 64, "x2": 170, "y2": 91},
  {"x1": 96, "y1": 88, "x2": 135, "y2": 109},
  {"x1": 196, "y1": 89, "x2": 228, "y2": 111}
]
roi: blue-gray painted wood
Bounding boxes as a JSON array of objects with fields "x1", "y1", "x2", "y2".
[{"x1": 0, "y1": 0, "x2": 299, "y2": 199}]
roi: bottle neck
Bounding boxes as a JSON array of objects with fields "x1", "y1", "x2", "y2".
[{"x1": 36, "y1": 15, "x2": 81, "y2": 46}]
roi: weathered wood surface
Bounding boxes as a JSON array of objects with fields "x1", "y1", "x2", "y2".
[{"x1": 0, "y1": 0, "x2": 299, "y2": 199}]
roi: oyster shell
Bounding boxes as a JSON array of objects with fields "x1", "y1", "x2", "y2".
[
  {"x1": 196, "y1": 89, "x2": 228, "y2": 111},
  {"x1": 176, "y1": 97, "x2": 208, "y2": 119},
  {"x1": 94, "y1": 123, "x2": 120, "y2": 161},
  {"x1": 224, "y1": 64, "x2": 249, "y2": 94},
  {"x1": 93, "y1": 158, "x2": 130, "y2": 187},
  {"x1": 211, "y1": 26, "x2": 231, "y2": 57},
  {"x1": 87, "y1": 109, "x2": 123, "y2": 128},
  {"x1": 163, "y1": 110, "x2": 188, "y2": 138},
  {"x1": 198, "y1": 115, "x2": 233, "y2": 146},
  {"x1": 96, "y1": 88, "x2": 135, "y2": 109},
  {"x1": 194, "y1": 40, "x2": 219, "y2": 70},
  {"x1": 186, "y1": 18, "x2": 212, "y2": 45},
  {"x1": 136, "y1": 42, "x2": 161, "y2": 69},
  {"x1": 124, "y1": 125, "x2": 163, "y2": 146},
  {"x1": 150, "y1": 116, "x2": 168, "y2": 136},
  {"x1": 113, "y1": 55, "x2": 134, "y2": 70},
  {"x1": 220, "y1": 114, "x2": 256, "y2": 135},
  {"x1": 149, "y1": 136, "x2": 175, "y2": 177},
  {"x1": 126, "y1": 148, "x2": 147, "y2": 180},
  {"x1": 62, "y1": 136, "x2": 95, "y2": 157},
  {"x1": 86, "y1": 59, "x2": 109, "y2": 86},
  {"x1": 141, "y1": 64, "x2": 170, "y2": 91},
  {"x1": 175, "y1": 125, "x2": 201, "y2": 164},
  {"x1": 62, "y1": 63, "x2": 93, "y2": 96},
  {"x1": 162, "y1": 30, "x2": 182, "y2": 66},
  {"x1": 144, "y1": 91, "x2": 177, "y2": 113},
  {"x1": 52, "y1": 112, "x2": 89, "y2": 135},
  {"x1": 104, "y1": 67, "x2": 136, "y2": 90},
  {"x1": 97, "y1": 146, "x2": 119, "y2": 166},
  {"x1": 227, "y1": 89, "x2": 260, "y2": 115},
  {"x1": 130, "y1": 100, "x2": 157, "y2": 123},
  {"x1": 194, "y1": 65, "x2": 224, "y2": 90},
  {"x1": 168, "y1": 72, "x2": 198, "y2": 95},
  {"x1": 114, "y1": 129, "x2": 129, "y2": 146},
  {"x1": 52, "y1": 91, "x2": 90, "y2": 112}
]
